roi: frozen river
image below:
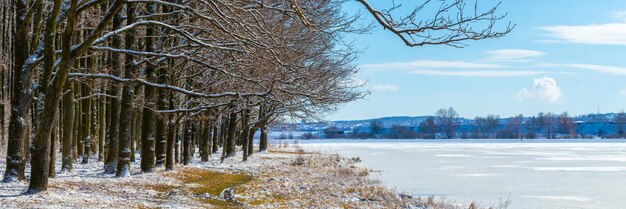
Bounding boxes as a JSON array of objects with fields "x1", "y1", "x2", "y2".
[{"x1": 295, "y1": 139, "x2": 626, "y2": 209}]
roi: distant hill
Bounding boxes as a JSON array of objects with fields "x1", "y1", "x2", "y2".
[
  {"x1": 271, "y1": 112, "x2": 624, "y2": 139},
  {"x1": 275, "y1": 115, "x2": 472, "y2": 132}
]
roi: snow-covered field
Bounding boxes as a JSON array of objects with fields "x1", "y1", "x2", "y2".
[{"x1": 297, "y1": 139, "x2": 626, "y2": 209}]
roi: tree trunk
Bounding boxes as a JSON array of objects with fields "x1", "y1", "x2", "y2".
[
  {"x1": 28, "y1": 0, "x2": 80, "y2": 192},
  {"x1": 116, "y1": 2, "x2": 137, "y2": 177},
  {"x1": 61, "y1": 83, "x2": 74, "y2": 172},
  {"x1": 97, "y1": 85, "x2": 105, "y2": 161},
  {"x1": 182, "y1": 120, "x2": 191, "y2": 165},
  {"x1": 165, "y1": 92, "x2": 175, "y2": 170},
  {"x1": 248, "y1": 127, "x2": 256, "y2": 156},
  {"x1": 225, "y1": 110, "x2": 237, "y2": 158},
  {"x1": 104, "y1": 11, "x2": 124, "y2": 175},
  {"x1": 154, "y1": 67, "x2": 167, "y2": 167},
  {"x1": 116, "y1": 78, "x2": 134, "y2": 177},
  {"x1": 140, "y1": 2, "x2": 157, "y2": 173},
  {"x1": 129, "y1": 104, "x2": 137, "y2": 162},
  {"x1": 258, "y1": 104, "x2": 268, "y2": 152},
  {"x1": 190, "y1": 122, "x2": 196, "y2": 158},
  {"x1": 212, "y1": 120, "x2": 219, "y2": 153},
  {"x1": 241, "y1": 109, "x2": 249, "y2": 161},
  {"x1": 175, "y1": 126, "x2": 180, "y2": 164},
  {"x1": 49, "y1": 115, "x2": 59, "y2": 177},
  {"x1": 72, "y1": 86, "x2": 79, "y2": 161},
  {"x1": 81, "y1": 81, "x2": 92, "y2": 164},
  {"x1": 0, "y1": 0, "x2": 14, "y2": 166},
  {"x1": 3, "y1": 0, "x2": 32, "y2": 182},
  {"x1": 259, "y1": 125, "x2": 268, "y2": 152},
  {"x1": 201, "y1": 119, "x2": 211, "y2": 162}
]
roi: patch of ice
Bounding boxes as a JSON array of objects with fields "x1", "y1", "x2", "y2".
[
  {"x1": 438, "y1": 166, "x2": 464, "y2": 170},
  {"x1": 492, "y1": 165, "x2": 520, "y2": 168},
  {"x1": 537, "y1": 156, "x2": 626, "y2": 162},
  {"x1": 521, "y1": 195, "x2": 592, "y2": 202},
  {"x1": 531, "y1": 167, "x2": 626, "y2": 172},
  {"x1": 456, "y1": 173, "x2": 498, "y2": 177},
  {"x1": 436, "y1": 154, "x2": 473, "y2": 157}
]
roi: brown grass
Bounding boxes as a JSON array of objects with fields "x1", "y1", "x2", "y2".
[
  {"x1": 166, "y1": 168, "x2": 252, "y2": 196},
  {"x1": 161, "y1": 168, "x2": 254, "y2": 208}
]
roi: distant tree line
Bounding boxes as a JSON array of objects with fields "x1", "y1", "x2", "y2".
[{"x1": 320, "y1": 107, "x2": 626, "y2": 139}]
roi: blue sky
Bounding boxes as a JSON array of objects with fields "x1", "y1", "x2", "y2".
[{"x1": 328, "y1": 0, "x2": 626, "y2": 121}]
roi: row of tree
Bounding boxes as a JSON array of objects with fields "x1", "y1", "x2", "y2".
[
  {"x1": 322, "y1": 108, "x2": 626, "y2": 139},
  {"x1": 0, "y1": 0, "x2": 511, "y2": 194}
]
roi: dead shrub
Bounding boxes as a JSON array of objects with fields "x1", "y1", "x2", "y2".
[{"x1": 291, "y1": 155, "x2": 306, "y2": 166}]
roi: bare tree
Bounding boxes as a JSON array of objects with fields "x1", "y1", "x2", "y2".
[
  {"x1": 558, "y1": 112, "x2": 576, "y2": 139},
  {"x1": 474, "y1": 115, "x2": 499, "y2": 138},
  {"x1": 369, "y1": 120, "x2": 384, "y2": 138},
  {"x1": 614, "y1": 112, "x2": 626, "y2": 138},
  {"x1": 419, "y1": 117, "x2": 437, "y2": 139},
  {"x1": 435, "y1": 107, "x2": 459, "y2": 139}
]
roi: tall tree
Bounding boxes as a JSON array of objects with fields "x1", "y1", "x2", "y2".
[{"x1": 116, "y1": 1, "x2": 138, "y2": 177}]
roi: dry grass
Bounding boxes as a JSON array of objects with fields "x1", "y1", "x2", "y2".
[
  {"x1": 160, "y1": 167, "x2": 253, "y2": 208},
  {"x1": 166, "y1": 168, "x2": 252, "y2": 196}
]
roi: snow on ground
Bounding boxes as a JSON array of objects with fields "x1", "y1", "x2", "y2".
[
  {"x1": 0, "y1": 144, "x2": 502, "y2": 209},
  {"x1": 0, "y1": 156, "x2": 202, "y2": 208}
]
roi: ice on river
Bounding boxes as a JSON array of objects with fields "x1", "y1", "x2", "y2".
[{"x1": 294, "y1": 139, "x2": 626, "y2": 209}]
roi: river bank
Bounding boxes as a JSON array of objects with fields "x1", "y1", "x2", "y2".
[{"x1": 0, "y1": 144, "x2": 502, "y2": 208}]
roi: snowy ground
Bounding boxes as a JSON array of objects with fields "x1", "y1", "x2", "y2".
[
  {"x1": 298, "y1": 139, "x2": 626, "y2": 209},
  {"x1": 0, "y1": 145, "x2": 496, "y2": 209},
  {"x1": 0, "y1": 157, "x2": 200, "y2": 208}
]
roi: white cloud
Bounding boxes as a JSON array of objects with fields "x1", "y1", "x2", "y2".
[
  {"x1": 565, "y1": 64, "x2": 626, "y2": 75},
  {"x1": 484, "y1": 49, "x2": 545, "y2": 62},
  {"x1": 517, "y1": 77, "x2": 562, "y2": 103},
  {"x1": 540, "y1": 23, "x2": 626, "y2": 46},
  {"x1": 371, "y1": 84, "x2": 399, "y2": 92},
  {"x1": 612, "y1": 11, "x2": 626, "y2": 22},
  {"x1": 410, "y1": 70, "x2": 550, "y2": 77},
  {"x1": 360, "y1": 60, "x2": 503, "y2": 72}
]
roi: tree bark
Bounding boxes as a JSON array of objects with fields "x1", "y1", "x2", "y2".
[
  {"x1": 116, "y1": 1, "x2": 137, "y2": 177},
  {"x1": 140, "y1": 2, "x2": 157, "y2": 173},
  {"x1": 61, "y1": 83, "x2": 74, "y2": 172},
  {"x1": 28, "y1": 0, "x2": 79, "y2": 193},
  {"x1": 212, "y1": 119, "x2": 219, "y2": 153},
  {"x1": 97, "y1": 85, "x2": 105, "y2": 161},
  {"x1": 259, "y1": 104, "x2": 268, "y2": 152},
  {"x1": 49, "y1": 116, "x2": 58, "y2": 177},
  {"x1": 225, "y1": 109, "x2": 237, "y2": 158},
  {"x1": 201, "y1": 118, "x2": 211, "y2": 162},
  {"x1": 104, "y1": 10, "x2": 124, "y2": 175},
  {"x1": 241, "y1": 109, "x2": 249, "y2": 161},
  {"x1": 81, "y1": 80, "x2": 92, "y2": 164},
  {"x1": 182, "y1": 119, "x2": 191, "y2": 165},
  {"x1": 248, "y1": 127, "x2": 256, "y2": 156},
  {"x1": 154, "y1": 68, "x2": 167, "y2": 167},
  {"x1": 3, "y1": 0, "x2": 32, "y2": 182},
  {"x1": 165, "y1": 92, "x2": 175, "y2": 170}
]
